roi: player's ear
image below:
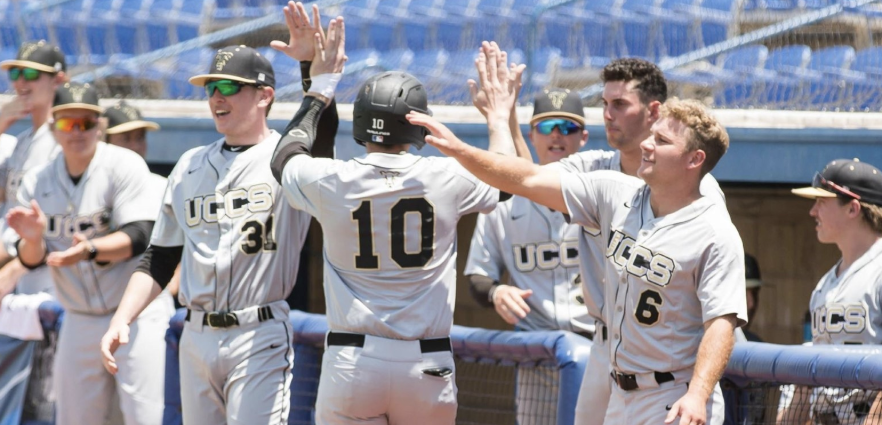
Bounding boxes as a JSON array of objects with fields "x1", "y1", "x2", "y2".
[
  {"x1": 647, "y1": 100, "x2": 661, "y2": 122},
  {"x1": 258, "y1": 86, "x2": 274, "y2": 108},
  {"x1": 579, "y1": 129, "x2": 589, "y2": 148},
  {"x1": 687, "y1": 149, "x2": 706, "y2": 172}
]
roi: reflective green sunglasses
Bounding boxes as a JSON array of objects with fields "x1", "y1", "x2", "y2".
[
  {"x1": 8, "y1": 67, "x2": 43, "y2": 82},
  {"x1": 205, "y1": 79, "x2": 255, "y2": 97}
]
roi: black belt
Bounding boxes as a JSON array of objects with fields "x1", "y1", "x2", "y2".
[
  {"x1": 611, "y1": 370, "x2": 675, "y2": 391},
  {"x1": 327, "y1": 332, "x2": 452, "y2": 353},
  {"x1": 185, "y1": 306, "x2": 275, "y2": 328}
]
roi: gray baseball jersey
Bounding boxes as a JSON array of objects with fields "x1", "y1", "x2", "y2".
[
  {"x1": 810, "y1": 238, "x2": 882, "y2": 345},
  {"x1": 281, "y1": 152, "x2": 498, "y2": 340},
  {"x1": 14, "y1": 142, "x2": 160, "y2": 314},
  {"x1": 150, "y1": 132, "x2": 310, "y2": 311},
  {"x1": 809, "y1": 238, "x2": 882, "y2": 425},
  {"x1": 0, "y1": 124, "x2": 58, "y2": 294},
  {"x1": 465, "y1": 195, "x2": 589, "y2": 333},
  {"x1": 560, "y1": 170, "x2": 747, "y2": 374}
]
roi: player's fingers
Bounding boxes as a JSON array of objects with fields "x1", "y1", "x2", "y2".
[
  {"x1": 118, "y1": 327, "x2": 129, "y2": 345},
  {"x1": 335, "y1": 18, "x2": 346, "y2": 62},
  {"x1": 664, "y1": 402, "x2": 680, "y2": 424},
  {"x1": 502, "y1": 294, "x2": 528, "y2": 318},
  {"x1": 495, "y1": 303, "x2": 518, "y2": 325},
  {"x1": 296, "y1": 2, "x2": 310, "y2": 26},
  {"x1": 269, "y1": 40, "x2": 288, "y2": 52},
  {"x1": 30, "y1": 199, "x2": 42, "y2": 215},
  {"x1": 485, "y1": 44, "x2": 499, "y2": 86},
  {"x1": 476, "y1": 52, "x2": 489, "y2": 90},
  {"x1": 467, "y1": 80, "x2": 479, "y2": 104}
]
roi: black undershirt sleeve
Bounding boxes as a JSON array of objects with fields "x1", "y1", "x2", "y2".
[
  {"x1": 135, "y1": 245, "x2": 183, "y2": 289},
  {"x1": 499, "y1": 191, "x2": 513, "y2": 202},
  {"x1": 15, "y1": 239, "x2": 47, "y2": 270},
  {"x1": 468, "y1": 274, "x2": 500, "y2": 308},
  {"x1": 270, "y1": 97, "x2": 326, "y2": 184},
  {"x1": 301, "y1": 61, "x2": 339, "y2": 160},
  {"x1": 118, "y1": 221, "x2": 153, "y2": 257}
]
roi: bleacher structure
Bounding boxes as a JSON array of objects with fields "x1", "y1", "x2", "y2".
[{"x1": 1, "y1": 0, "x2": 882, "y2": 109}]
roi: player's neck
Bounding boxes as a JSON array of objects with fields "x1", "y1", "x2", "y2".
[
  {"x1": 647, "y1": 181, "x2": 702, "y2": 217},
  {"x1": 223, "y1": 124, "x2": 271, "y2": 147},
  {"x1": 366, "y1": 143, "x2": 410, "y2": 154},
  {"x1": 836, "y1": 229, "x2": 880, "y2": 275},
  {"x1": 618, "y1": 146, "x2": 643, "y2": 177},
  {"x1": 30, "y1": 106, "x2": 52, "y2": 131}
]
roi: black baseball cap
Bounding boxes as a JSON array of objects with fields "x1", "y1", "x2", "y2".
[
  {"x1": 52, "y1": 82, "x2": 102, "y2": 114},
  {"x1": 0, "y1": 40, "x2": 66, "y2": 73},
  {"x1": 531, "y1": 88, "x2": 585, "y2": 126},
  {"x1": 745, "y1": 253, "x2": 762, "y2": 289},
  {"x1": 103, "y1": 101, "x2": 160, "y2": 134},
  {"x1": 792, "y1": 158, "x2": 882, "y2": 206},
  {"x1": 189, "y1": 45, "x2": 275, "y2": 88}
]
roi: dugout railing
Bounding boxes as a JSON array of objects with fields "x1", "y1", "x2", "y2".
[{"x1": 8, "y1": 303, "x2": 882, "y2": 424}]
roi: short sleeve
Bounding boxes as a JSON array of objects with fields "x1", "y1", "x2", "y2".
[
  {"x1": 464, "y1": 209, "x2": 505, "y2": 281},
  {"x1": 697, "y1": 224, "x2": 748, "y2": 326},
  {"x1": 281, "y1": 155, "x2": 337, "y2": 217},
  {"x1": 150, "y1": 168, "x2": 184, "y2": 247},
  {"x1": 451, "y1": 160, "x2": 498, "y2": 215},
  {"x1": 111, "y1": 150, "x2": 161, "y2": 226},
  {"x1": 559, "y1": 172, "x2": 602, "y2": 229}
]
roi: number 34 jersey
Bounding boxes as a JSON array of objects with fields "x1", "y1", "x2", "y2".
[
  {"x1": 151, "y1": 132, "x2": 310, "y2": 312},
  {"x1": 561, "y1": 170, "x2": 747, "y2": 374},
  {"x1": 281, "y1": 153, "x2": 498, "y2": 340}
]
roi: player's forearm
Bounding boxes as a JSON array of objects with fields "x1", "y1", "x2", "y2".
[
  {"x1": 467, "y1": 274, "x2": 498, "y2": 308},
  {"x1": 111, "y1": 271, "x2": 163, "y2": 326},
  {"x1": 270, "y1": 95, "x2": 328, "y2": 183},
  {"x1": 487, "y1": 117, "x2": 516, "y2": 157},
  {"x1": 447, "y1": 142, "x2": 567, "y2": 212},
  {"x1": 509, "y1": 112, "x2": 533, "y2": 162},
  {"x1": 0, "y1": 244, "x2": 13, "y2": 270},
  {"x1": 688, "y1": 314, "x2": 737, "y2": 402},
  {"x1": 16, "y1": 238, "x2": 47, "y2": 268},
  {"x1": 88, "y1": 231, "x2": 137, "y2": 262},
  {"x1": 776, "y1": 386, "x2": 811, "y2": 424},
  {"x1": 0, "y1": 259, "x2": 26, "y2": 299}
]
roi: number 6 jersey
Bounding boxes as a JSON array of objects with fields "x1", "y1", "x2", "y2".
[
  {"x1": 281, "y1": 152, "x2": 498, "y2": 340},
  {"x1": 150, "y1": 132, "x2": 310, "y2": 311},
  {"x1": 560, "y1": 170, "x2": 748, "y2": 374}
]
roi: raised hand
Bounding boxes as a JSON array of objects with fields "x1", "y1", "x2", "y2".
[
  {"x1": 492, "y1": 286, "x2": 533, "y2": 325},
  {"x1": 5, "y1": 200, "x2": 47, "y2": 243},
  {"x1": 0, "y1": 96, "x2": 31, "y2": 131},
  {"x1": 467, "y1": 42, "x2": 526, "y2": 122},
  {"x1": 405, "y1": 111, "x2": 468, "y2": 157},
  {"x1": 309, "y1": 16, "x2": 346, "y2": 77},
  {"x1": 270, "y1": 1, "x2": 324, "y2": 62}
]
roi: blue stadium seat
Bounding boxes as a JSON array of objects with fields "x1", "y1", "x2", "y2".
[
  {"x1": 366, "y1": 21, "x2": 397, "y2": 51},
  {"x1": 379, "y1": 48, "x2": 415, "y2": 72},
  {"x1": 175, "y1": 23, "x2": 200, "y2": 43},
  {"x1": 147, "y1": 23, "x2": 172, "y2": 51},
  {"x1": 763, "y1": 0, "x2": 799, "y2": 10},
  {"x1": 406, "y1": 49, "x2": 449, "y2": 79},
  {"x1": 847, "y1": 48, "x2": 882, "y2": 110},
  {"x1": 84, "y1": 23, "x2": 111, "y2": 64},
  {"x1": 0, "y1": 2, "x2": 21, "y2": 48},
  {"x1": 119, "y1": 0, "x2": 146, "y2": 15},
  {"x1": 618, "y1": 15, "x2": 658, "y2": 59},
  {"x1": 114, "y1": 23, "x2": 143, "y2": 55},
  {"x1": 800, "y1": 46, "x2": 856, "y2": 108},
  {"x1": 697, "y1": 0, "x2": 735, "y2": 48},
  {"x1": 435, "y1": 22, "x2": 464, "y2": 51},
  {"x1": 656, "y1": 0, "x2": 700, "y2": 58},
  {"x1": 759, "y1": 45, "x2": 811, "y2": 106},
  {"x1": 803, "y1": 0, "x2": 835, "y2": 8},
  {"x1": 402, "y1": 22, "x2": 430, "y2": 51},
  {"x1": 52, "y1": 24, "x2": 82, "y2": 60}
]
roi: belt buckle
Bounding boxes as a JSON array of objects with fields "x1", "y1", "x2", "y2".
[{"x1": 206, "y1": 312, "x2": 237, "y2": 328}]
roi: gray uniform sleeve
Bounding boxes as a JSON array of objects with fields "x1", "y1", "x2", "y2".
[
  {"x1": 150, "y1": 164, "x2": 185, "y2": 247},
  {"x1": 111, "y1": 151, "x2": 162, "y2": 226},
  {"x1": 451, "y1": 160, "x2": 498, "y2": 215},
  {"x1": 697, "y1": 225, "x2": 748, "y2": 327},
  {"x1": 281, "y1": 154, "x2": 336, "y2": 216},
  {"x1": 464, "y1": 209, "x2": 505, "y2": 282},
  {"x1": 559, "y1": 172, "x2": 603, "y2": 230}
]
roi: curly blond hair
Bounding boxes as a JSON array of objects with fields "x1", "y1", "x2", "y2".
[{"x1": 660, "y1": 98, "x2": 729, "y2": 175}]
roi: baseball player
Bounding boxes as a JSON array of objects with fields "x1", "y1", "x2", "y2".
[
  {"x1": 272, "y1": 29, "x2": 524, "y2": 421},
  {"x1": 4, "y1": 82, "x2": 173, "y2": 425},
  {"x1": 465, "y1": 88, "x2": 590, "y2": 424},
  {"x1": 100, "y1": 19, "x2": 337, "y2": 420},
  {"x1": 410, "y1": 96, "x2": 747, "y2": 425},
  {"x1": 0, "y1": 40, "x2": 66, "y2": 299},
  {"x1": 780, "y1": 159, "x2": 882, "y2": 424}
]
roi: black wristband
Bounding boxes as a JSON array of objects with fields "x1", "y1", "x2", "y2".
[{"x1": 85, "y1": 240, "x2": 98, "y2": 260}]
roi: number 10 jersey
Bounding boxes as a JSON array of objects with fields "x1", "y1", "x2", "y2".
[{"x1": 281, "y1": 152, "x2": 498, "y2": 340}]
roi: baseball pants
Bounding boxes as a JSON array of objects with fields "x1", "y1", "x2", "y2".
[
  {"x1": 179, "y1": 301, "x2": 293, "y2": 425},
  {"x1": 604, "y1": 375, "x2": 724, "y2": 425},
  {"x1": 315, "y1": 332, "x2": 458, "y2": 425},
  {"x1": 574, "y1": 325, "x2": 611, "y2": 425},
  {"x1": 55, "y1": 291, "x2": 174, "y2": 425}
]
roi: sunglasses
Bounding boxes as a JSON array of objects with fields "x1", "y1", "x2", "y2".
[
  {"x1": 534, "y1": 119, "x2": 583, "y2": 136},
  {"x1": 8, "y1": 67, "x2": 44, "y2": 82},
  {"x1": 53, "y1": 117, "x2": 100, "y2": 132},
  {"x1": 205, "y1": 79, "x2": 257, "y2": 97},
  {"x1": 813, "y1": 172, "x2": 861, "y2": 200}
]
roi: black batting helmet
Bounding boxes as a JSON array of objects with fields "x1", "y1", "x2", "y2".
[{"x1": 352, "y1": 71, "x2": 430, "y2": 149}]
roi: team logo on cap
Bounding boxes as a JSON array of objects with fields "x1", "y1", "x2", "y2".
[
  {"x1": 215, "y1": 51, "x2": 235, "y2": 71},
  {"x1": 20, "y1": 43, "x2": 40, "y2": 60},
  {"x1": 67, "y1": 83, "x2": 90, "y2": 103},
  {"x1": 548, "y1": 91, "x2": 568, "y2": 110}
]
